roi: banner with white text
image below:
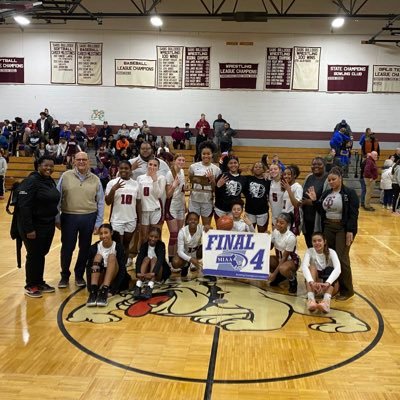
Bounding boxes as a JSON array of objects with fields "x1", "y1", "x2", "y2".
[
  {"x1": 327, "y1": 65, "x2": 368, "y2": 92},
  {"x1": 0, "y1": 58, "x2": 24, "y2": 83},
  {"x1": 50, "y1": 42, "x2": 76, "y2": 84},
  {"x1": 77, "y1": 42, "x2": 102, "y2": 85},
  {"x1": 292, "y1": 47, "x2": 321, "y2": 91},
  {"x1": 115, "y1": 59, "x2": 156, "y2": 87},
  {"x1": 265, "y1": 48, "x2": 292, "y2": 90},
  {"x1": 372, "y1": 65, "x2": 400, "y2": 93},
  {"x1": 157, "y1": 46, "x2": 184, "y2": 89},
  {"x1": 219, "y1": 63, "x2": 258, "y2": 89},
  {"x1": 185, "y1": 47, "x2": 210, "y2": 88},
  {"x1": 203, "y1": 231, "x2": 270, "y2": 280}
]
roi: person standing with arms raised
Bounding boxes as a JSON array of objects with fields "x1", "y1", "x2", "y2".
[{"x1": 57, "y1": 151, "x2": 104, "y2": 288}]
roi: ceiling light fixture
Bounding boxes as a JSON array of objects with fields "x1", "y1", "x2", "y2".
[
  {"x1": 331, "y1": 17, "x2": 345, "y2": 28},
  {"x1": 14, "y1": 15, "x2": 30, "y2": 25},
  {"x1": 150, "y1": 16, "x2": 163, "y2": 27}
]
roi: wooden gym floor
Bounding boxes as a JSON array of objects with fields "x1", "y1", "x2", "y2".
[{"x1": 0, "y1": 194, "x2": 399, "y2": 400}]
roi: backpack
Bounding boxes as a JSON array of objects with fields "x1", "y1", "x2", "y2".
[{"x1": 6, "y1": 181, "x2": 23, "y2": 268}]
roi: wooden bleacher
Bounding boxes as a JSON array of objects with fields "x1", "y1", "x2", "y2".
[{"x1": 5, "y1": 156, "x2": 66, "y2": 189}]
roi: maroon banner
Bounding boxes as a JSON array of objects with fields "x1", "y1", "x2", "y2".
[
  {"x1": 185, "y1": 47, "x2": 210, "y2": 88},
  {"x1": 265, "y1": 48, "x2": 292, "y2": 90},
  {"x1": 327, "y1": 65, "x2": 368, "y2": 92},
  {"x1": 0, "y1": 58, "x2": 24, "y2": 83},
  {"x1": 219, "y1": 63, "x2": 258, "y2": 89}
]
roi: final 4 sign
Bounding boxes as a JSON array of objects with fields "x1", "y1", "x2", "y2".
[{"x1": 203, "y1": 231, "x2": 270, "y2": 280}]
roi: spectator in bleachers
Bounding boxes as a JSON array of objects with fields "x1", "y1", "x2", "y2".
[
  {"x1": 36, "y1": 112, "x2": 51, "y2": 138},
  {"x1": 361, "y1": 129, "x2": 380, "y2": 158},
  {"x1": 75, "y1": 125, "x2": 87, "y2": 152},
  {"x1": 46, "y1": 138, "x2": 58, "y2": 159},
  {"x1": 363, "y1": 151, "x2": 378, "y2": 211},
  {"x1": 78, "y1": 121, "x2": 87, "y2": 136},
  {"x1": 26, "y1": 119, "x2": 36, "y2": 132},
  {"x1": 43, "y1": 108, "x2": 53, "y2": 124},
  {"x1": 271, "y1": 154, "x2": 286, "y2": 172},
  {"x1": 380, "y1": 159, "x2": 394, "y2": 210},
  {"x1": 93, "y1": 160, "x2": 110, "y2": 190},
  {"x1": 97, "y1": 144, "x2": 111, "y2": 168},
  {"x1": 129, "y1": 122, "x2": 141, "y2": 140},
  {"x1": 0, "y1": 132, "x2": 8, "y2": 151},
  {"x1": 392, "y1": 159, "x2": 400, "y2": 214},
  {"x1": 213, "y1": 113, "x2": 226, "y2": 151},
  {"x1": 171, "y1": 126, "x2": 185, "y2": 150},
  {"x1": 65, "y1": 132, "x2": 81, "y2": 166},
  {"x1": 56, "y1": 137, "x2": 67, "y2": 164},
  {"x1": 26, "y1": 130, "x2": 41, "y2": 156},
  {"x1": 393, "y1": 148, "x2": 400, "y2": 163},
  {"x1": 59, "y1": 124, "x2": 71, "y2": 141},
  {"x1": 333, "y1": 119, "x2": 352, "y2": 136},
  {"x1": 183, "y1": 123, "x2": 193, "y2": 149},
  {"x1": 219, "y1": 122, "x2": 237, "y2": 153},
  {"x1": 324, "y1": 148, "x2": 341, "y2": 173},
  {"x1": 194, "y1": 113, "x2": 210, "y2": 161},
  {"x1": 96, "y1": 121, "x2": 112, "y2": 150},
  {"x1": 330, "y1": 127, "x2": 350, "y2": 158},
  {"x1": 116, "y1": 135, "x2": 129, "y2": 157},
  {"x1": 86, "y1": 123, "x2": 98, "y2": 148},
  {"x1": 11, "y1": 117, "x2": 25, "y2": 156},
  {"x1": 35, "y1": 142, "x2": 47, "y2": 160},
  {"x1": 49, "y1": 120, "x2": 61, "y2": 144},
  {"x1": 117, "y1": 123, "x2": 130, "y2": 139}
]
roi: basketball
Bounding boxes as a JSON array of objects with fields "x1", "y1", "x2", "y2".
[{"x1": 216, "y1": 215, "x2": 234, "y2": 231}]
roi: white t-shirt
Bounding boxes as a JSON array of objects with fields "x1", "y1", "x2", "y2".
[
  {"x1": 129, "y1": 156, "x2": 170, "y2": 180},
  {"x1": 147, "y1": 245, "x2": 156, "y2": 259},
  {"x1": 177, "y1": 225, "x2": 203, "y2": 262},
  {"x1": 137, "y1": 174, "x2": 166, "y2": 211},
  {"x1": 233, "y1": 219, "x2": 255, "y2": 232},
  {"x1": 282, "y1": 182, "x2": 303, "y2": 214},
  {"x1": 166, "y1": 169, "x2": 186, "y2": 211},
  {"x1": 189, "y1": 162, "x2": 221, "y2": 203},
  {"x1": 129, "y1": 128, "x2": 141, "y2": 140},
  {"x1": 97, "y1": 241, "x2": 117, "y2": 268},
  {"x1": 271, "y1": 229, "x2": 297, "y2": 260},
  {"x1": 302, "y1": 247, "x2": 341, "y2": 284},
  {"x1": 105, "y1": 177, "x2": 139, "y2": 224},
  {"x1": 269, "y1": 179, "x2": 284, "y2": 225}
]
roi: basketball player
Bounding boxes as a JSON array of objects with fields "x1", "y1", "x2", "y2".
[
  {"x1": 269, "y1": 163, "x2": 284, "y2": 229},
  {"x1": 231, "y1": 200, "x2": 255, "y2": 232},
  {"x1": 188, "y1": 142, "x2": 221, "y2": 226},
  {"x1": 105, "y1": 160, "x2": 140, "y2": 260}
]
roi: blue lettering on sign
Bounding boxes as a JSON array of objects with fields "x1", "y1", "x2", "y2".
[
  {"x1": 205, "y1": 234, "x2": 255, "y2": 251},
  {"x1": 216, "y1": 252, "x2": 248, "y2": 271}
]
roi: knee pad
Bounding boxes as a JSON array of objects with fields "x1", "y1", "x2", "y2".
[
  {"x1": 91, "y1": 262, "x2": 101, "y2": 274},
  {"x1": 169, "y1": 232, "x2": 178, "y2": 247}
]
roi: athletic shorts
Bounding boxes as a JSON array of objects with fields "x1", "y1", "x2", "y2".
[
  {"x1": 166, "y1": 208, "x2": 185, "y2": 221},
  {"x1": 111, "y1": 220, "x2": 137, "y2": 235},
  {"x1": 246, "y1": 212, "x2": 268, "y2": 227},
  {"x1": 141, "y1": 209, "x2": 163, "y2": 226},
  {"x1": 214, "y1": 207, "x2": 230, "y2": 218},
  {"x1": 318, "y1": 267, "x2": 336, "y2": 283},
  {"x1": 188, "y1": 199, "x2": 213, "y2": 218}
]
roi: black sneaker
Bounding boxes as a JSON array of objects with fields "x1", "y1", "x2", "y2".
[
  {"x1": 58, "y1": 278, "x2": 69, "y2": 289},
  {"x1": 132, "y1": 285, "x2": 142, "y2": 300},
  {"x1": 25, "y1": 286, "x2": 43, "y2": 298},
  {"x1": 96, "y1": 287, "x2": 108, "y2": 307},
  {"x1": 39, "y1": 283, "x2": 55, "y2": 293},
  {"x1": 86, "y1": 290, "x2": 98, "y2": 307},
  {"x1": 270, "y1": 272, "x2": 286, "y2": 287},
  {"x1": 288, "y1": 277, "x2": 298, "y2": 294},
  {"x1": 75, "y1": 277, "x2": 86, "y2": 288},
  {"x1": 142, "y1": 285, "x2": 153, "y2": 299}
]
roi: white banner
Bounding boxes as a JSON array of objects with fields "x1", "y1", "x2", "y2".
[
  {"x1": 50, "y1": 42, "x2": 76, "y2": 84},
  {"x1": 115, "y1": 59, "x2": 156, "y2": 87},
  {"x1": 372, "y1": 65, "x2": 400, "y2": 93},
  {"x1": 203, "y1": 231, "x2": 270, "y2": 280},
  {"x1": 157, "y1": 46, "x2": 184, "y2": 89},
  {"x1": 292, "y1": 46, "x2": 321, "y2": 91},
  {"x1": 77, "y1": 42, "x2": 102, "y2": 85}
]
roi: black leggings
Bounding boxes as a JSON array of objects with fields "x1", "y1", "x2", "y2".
[{"x1": 392, "y1": 184, "x2": 400, "y2": 212}]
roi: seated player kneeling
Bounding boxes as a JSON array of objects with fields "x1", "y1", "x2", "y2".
[
  {"x1": 133, "y1": 227, "x2": 169, "y2": 299},
  {"x1": 86, "y1": 224, "x2": 128, "y2": 307},
  {"x1": 302, "y1": 232, "x2": 341, "y2": 313}
]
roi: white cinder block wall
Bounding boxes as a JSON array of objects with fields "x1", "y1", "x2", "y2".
[{"x1": 0, "y1": 30, "x2": 399, "y2": 148}]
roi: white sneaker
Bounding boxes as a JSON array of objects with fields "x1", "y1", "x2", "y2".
[{"x1": 126, "y1": 257, "x2": 132, "y2": 267}]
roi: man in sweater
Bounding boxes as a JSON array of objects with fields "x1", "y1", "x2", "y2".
[
  {"x1": 363, "y1": 151, "x2": 378, "y2": 211},
  {"x1": 56, "y1": 152, "x2": 104, "y2": 288}
]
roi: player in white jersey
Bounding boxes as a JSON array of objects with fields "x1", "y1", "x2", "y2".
[
  {"x1": 281, "y1": 164, "x2": 303, "y2": 236},
  {"x1": 165, "y1": 154, "x2": 187, "y2": 263},
  {"x1": 269, "y1": 212, "x2": 300, "y2": 294},
  {"x1": 231, "y1": 200, "x2": 255, "y2": 232},
  {"x1": 269, "y1": 163, "x2": 284, "y2": 228},
  {"x1": 188, "y1": 142, "x2": 221, "y2": 226},
  {"x1": 105, "y1": 160, "x2": 140, "y2": 260},
  {"x1": 171, "y1": 212, "x2": 205, "y2": 280},
  {"x1": 302, "y1": 232, "x2": 341, "y2": 313},
  {"x1": 137, "y1": 157, "x2": 166, "y2": 246}
]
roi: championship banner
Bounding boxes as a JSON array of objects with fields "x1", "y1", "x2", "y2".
[
  {"x1": 265, "y1": 48, "x2": 292, "y2": 90},
  {"x1": 203, "y1": 231, "x2": 270, "y2": 280},
  {"x1": 115, "y1": 59, "x2": 156, "y2": 87},
  {"x1": 219, "y1": 63, "x2": 258, "y2": 89},
  {"x1": 372, "y1": 65, "x2": 400, "y2": 93},
  {"x1": 0, "y1": 58, "x2": 24, "y2": 83},
  {"x1": 50, "y1": 42, "x2": 76, "y2": 84},
  {"x1": 77, "y1": 42, "x2": 102, "y2": 85},
  {"x1": 292, "y1": 47, "x2": 321, "y2": 91},
  {"x1": 327, "y1": 65, "x2": 368, "y2": 92},
  {"x1": 156, "y1": 46, "x2": 184, "y2": 89},
  {"x1": 184, "y1": 47, "x2": 210, "y2": 88}
]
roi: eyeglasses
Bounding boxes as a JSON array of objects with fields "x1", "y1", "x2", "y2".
[{"x1": 75, "y1": 159, "x2": 88, "y2": 162}]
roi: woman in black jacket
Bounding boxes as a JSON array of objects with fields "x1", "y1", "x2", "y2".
[
  {"x1": 17, "y1": 155, "x2": 60, "y2": 298},
  {"x1": 306, "y1": 167, "x2": 359, "y2": 301}
]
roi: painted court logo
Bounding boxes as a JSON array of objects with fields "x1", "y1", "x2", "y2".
[{"x1": 67, "y1": 278, "x2": 369, "y2": 333}]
